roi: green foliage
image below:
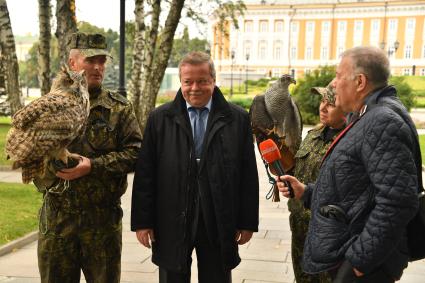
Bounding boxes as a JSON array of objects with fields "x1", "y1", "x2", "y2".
[
  {"x1": 0, "y1": 124, "x2": 12, "y2": 166},
  {"x1": 0, "y1": 182, "x2": 42, "y2": 245},
  {"x1": 389, "y1": 76, "x2": 415, "y2": 111},
  {"x1": 292, "y1": 65, "x2": 336, "y2": 125},
  {"x1": 168, "y1": 27, "x2": 207, "y2": 67},
  {"x1": 419, "y1": 135, "x2": 425, "y2": 165},
  {"x1": 227, "y1": 96, "x2": 253, "y2": 110},
  {"x1": 19, "y1": 21, "x2": 129, "y2": 89}
]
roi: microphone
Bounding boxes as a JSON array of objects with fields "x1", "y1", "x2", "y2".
[{"x1": 259, "y1": 139, "x2": 294, "y2": 198}]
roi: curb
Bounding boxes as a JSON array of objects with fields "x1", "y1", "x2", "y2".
[{"x1": 0, "y1": 231, "x2": 38, "y2": 257}]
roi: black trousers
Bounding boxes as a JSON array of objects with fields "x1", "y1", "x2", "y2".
[
  {"x1": 159, "y1": 215, "x2": 231, "y2": 283},
  {"x1": 331, "y1": 260, "x2": 395, "y2": 283}
]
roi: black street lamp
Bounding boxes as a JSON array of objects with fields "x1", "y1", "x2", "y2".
[
  {"x1": 245, "y1": 53, "x2": 250, "y2": 95},
  {"x1": 380, "y1": 40, "x2": 400, "y2": 58},
  {"x1": 230, "y1": 50, "x2": 235, "y2": 97}
]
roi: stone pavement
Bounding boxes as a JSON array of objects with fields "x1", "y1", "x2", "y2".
[{"x1": 0, "y1": 149, "x2": 425, "y2": 282}]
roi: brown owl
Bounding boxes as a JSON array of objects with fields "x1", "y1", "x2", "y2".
[{"x1": 6, "y1": 67, "x2": 89, "y2": 183}]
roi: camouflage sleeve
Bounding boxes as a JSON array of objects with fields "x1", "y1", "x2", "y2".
[{"x1": 89, "y1": 103, "x2": 142, "y2": 176}]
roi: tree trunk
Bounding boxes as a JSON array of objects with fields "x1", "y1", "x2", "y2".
[
  {"x1": 136, "y1": 0, "x2": 185, "y2": 134},
  {"x1": 0, "y1": 0, "x2": 24, "y2": 114},
  {"x1": 128, "y1": 0, "x2": 145, "y2": 116},
  {"x1": 55, "y1": 0, "x2": 77, "y2": 66},
  {"x1": 38, "y1": 0, "x2": 51, "y2": 95}
]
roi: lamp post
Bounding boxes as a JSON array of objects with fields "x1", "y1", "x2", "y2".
[
  {"x1": 387, "y1": 40, "x2": 400, "y2": 57},
  {"x1": 380, "y1": 40, "x2": 400, "y2": 58},
  {"x1": 245, "y1": 53, "x2": 250, "y2": 95},
  {"x1": 230, "y1": 50, "x2": 235, "y2": 97}
]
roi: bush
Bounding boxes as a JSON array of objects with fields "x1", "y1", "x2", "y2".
[
  {"x1": 389, "y1": 76, "x2": 415, "y2": 111},
  {"x1": 292, "y1": 65, "x2": 336, "y2": 125},
  {"x1": 228, "y1": 96, "x2": 253, "y2": 110}
]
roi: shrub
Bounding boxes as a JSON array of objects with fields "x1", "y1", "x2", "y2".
[{"x1": 389, "y1": 76, "x2": 415, "y2": 111}]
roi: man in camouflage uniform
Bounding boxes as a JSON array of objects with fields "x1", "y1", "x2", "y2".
[
  {"x1": 34, "y1": 32, "x2": 142, "y2": 283},
  {"x1": 288, "y1": 84, "x2": 345, "y2": 283}
]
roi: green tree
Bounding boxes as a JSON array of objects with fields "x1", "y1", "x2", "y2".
[
  {"x1": 168, "y1": 27, "x2": 207, "y2": 67},
  {"x1": 390, "y1": 76, "x2": 415, "y2": 111},
  {"x1": 292, "y1": 65, "x2": 336, "y2": 125}
]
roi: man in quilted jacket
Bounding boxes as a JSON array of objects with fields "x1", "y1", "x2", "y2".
[{"x1": 277, "y1": 46, "x2": 421, "y2": 283}]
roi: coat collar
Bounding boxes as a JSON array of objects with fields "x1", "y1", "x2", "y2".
[{"x1": 364, "y1": 85, "x2": 397, "y2": 107}]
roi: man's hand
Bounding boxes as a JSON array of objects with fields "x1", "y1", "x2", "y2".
[
  {"x1": 136, "y1": 229, "x2": 155, "y2": 248},
  {"x1": 353, "y1": 267, "x2": 364, "y2": 277},
  {"x1": 235, "y1": 230, "x2": 253, "y2": 245},
  {"x1": 56, "y1": 156, "x2": 91, "y2": 180},
  {"x1": 276, "y1": 175, "x2": 305, "y2": 200}
]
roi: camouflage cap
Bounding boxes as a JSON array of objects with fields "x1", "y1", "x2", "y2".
[
  {"x1": 311, "y1": 83, "x2": 336, "y2": 105},
  {"x1": 68, "y1": 32, "x2": 112, "y2": 58}
]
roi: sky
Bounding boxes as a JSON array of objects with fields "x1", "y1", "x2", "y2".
[{"x1": 8, "y1": 0, "x2": 205, "y2": 38}]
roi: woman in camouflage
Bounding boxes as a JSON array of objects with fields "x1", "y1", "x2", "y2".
[{"x1": 288, "y1": 83, "x2": 345, "y2": 283}]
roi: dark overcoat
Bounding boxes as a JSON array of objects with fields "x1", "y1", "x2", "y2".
[{"x1": 131, "y1": 87, "x2": 259, "y2": 272}]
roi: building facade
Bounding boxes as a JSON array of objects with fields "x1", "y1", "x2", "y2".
[{"x1": 209, "y1": 0, "x2": 425, "y2": 85}]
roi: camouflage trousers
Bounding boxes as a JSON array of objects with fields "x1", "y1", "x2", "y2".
[
  {"x1": 289, "y1": 202, "x2": 331, "y2": 283},
  {"x1": 37, "y1": 199, "x2": 123, "y2": 283}
]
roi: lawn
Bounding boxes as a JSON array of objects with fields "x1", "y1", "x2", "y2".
[
  {"x1": 420, "y1": 135, "x2": 425, "y2": 165},
  {"x1": 0, "y1": 182, "x2": 42, "y2": 246},
  {"x1": 0, "y1": 123, "x2": 12, "y2": 167}
]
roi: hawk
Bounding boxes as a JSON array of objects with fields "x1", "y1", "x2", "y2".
[
  {"x1": 6, "y1": 67, "x2": 89, "y2": 183},
  {"x1": 249, "y1": 75, "x2": 302, "y2": 200}
]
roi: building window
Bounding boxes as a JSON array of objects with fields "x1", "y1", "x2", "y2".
[
  {"x1": 258, "y1": 40, "x2": 267, "y2": 60},
  {"x1": 405, "y1": 45, "x2": 412, "y2": 59},
  {"x1": 337, "y1": 46, "x2": 344, "y2": 58},
  {"x1": 305, "y1": 69, "x2": 311, "y2": 75},
  {"x1": 370, "y1": 19, "x2": 380, "y2": 46},
  {"x1": 321, "y1": 46, "x2": 329, "y2": 60},
  {"x1": 423, "y1": 45, "x2": 425, "y2": 58},
  {"x1": 290, "y1": 46, "x2": 297, "y2": 60},
  {"x1": 353, "y1": 20, "x2": 363, "y2": 46},
  {"x1": 321, "y1": 21, "x2": 331, "y2": 46},
  {"x1": 244, "y1": 40, "x2": 251, "y2": 60},
  {"x1": 259, "y1": 20, "x2": 268, "y2": 32},
  {"x1": 244, "y1": 21, "x2": 253, "y2": 32},
  {"x1": 273, "y1": 68, "x2": 281, "y2": 77},
  {"x1": 403, "y1": 68, "x2": 412, "y2": 76},
  {"x1": 274, "y1": 41, "x2": 282, "y2": 60},
  {"x1": 290, "y1": 21, "x2": 300, "y2": 44},
  {"x1": 274, "y1": 20, "x2": 283, "y2": 32},
  {"x1": 337, "y1": 21, "x2": 347, "y2": 46},
  {"x1": 305, "y1": 46, "x2": 313, "y2": 60},
  {"x1": 406, "y1": 18, "x2": 416, "y2": 40},
  {"x1": 306, "y1": 21, "x2": 315, "y2": 45}
]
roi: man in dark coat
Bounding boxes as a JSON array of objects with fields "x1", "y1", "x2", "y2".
[
  {"x1": 277, "y1": 46, "x2": 420, "y2": 283},
  {"x1": 131, "y1": 51, "x2": 259, "y2": 283}
]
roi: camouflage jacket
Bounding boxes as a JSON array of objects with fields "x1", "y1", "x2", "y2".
[
  {"x1": 288, "y1": 125, "x2": 342, "y2": 213},
  {"x1": 34, "y1": 88, "x2": 142, "y2": 210}
]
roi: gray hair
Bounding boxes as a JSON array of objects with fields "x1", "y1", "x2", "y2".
[
  {"x1": 178, "y1": 51, "x2": 216, "y2": 80},
  {"x1": 341, "y1": 46, "x2": 390, "y2": 89}
]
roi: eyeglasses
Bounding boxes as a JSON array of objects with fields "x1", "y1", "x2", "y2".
[{"x1": 182, "y1": 79, "x2": 212, "y2": 87}]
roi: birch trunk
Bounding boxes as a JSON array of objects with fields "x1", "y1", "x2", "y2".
[
  {"x1": 55, "y1": 0, "x2": 77, "y2": 66},
  {"x1": 38, "y1": 0, "x2": 51, "y2": 95},
  {"x1": 0, "y1": 0, "x2": 23, "y2": 114},
  {"x1": 128, "y1": 0, "x2": 145, "y2": 115},
  {"x1": 136, "y1": 0, "x2": 184, "y2": 134}
]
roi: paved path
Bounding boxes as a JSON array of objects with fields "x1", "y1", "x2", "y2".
[{"x1": 0, "y1": 149, "x2": 424, "y2": 282}]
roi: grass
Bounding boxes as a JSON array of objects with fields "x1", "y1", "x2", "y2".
[
  {"x1": 0, "y1": 182, "x2": 42, "y2": 245},
  {"x1": 420, "y1": 135, "x2": 425, "y2": 165},
  {"x1": 0, "y1": 124, "x2": 12, "y2": 167}
]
